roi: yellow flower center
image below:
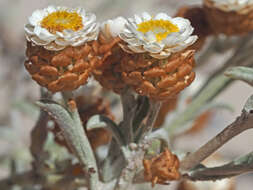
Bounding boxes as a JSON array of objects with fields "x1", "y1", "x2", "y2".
[
  {"x1": 41, "y1": 11, "x2": 83, "y2": 33},
  {"x1": 137, "y1": 19, "x2": 179, "y2": 42}
]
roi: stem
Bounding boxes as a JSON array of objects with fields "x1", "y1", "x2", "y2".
[
  {"x1": 185, "y1": 152, "x2": 253, "y2": 181},
  {"x1": 180, "y1": 110, "x2": 253, "y2": 171},
  {"x1": 114, "y1": 146, "x2": 145, "y2": 190},
  {"x1": 60, "y1": 94, "x2": 100, "y2": 190},
  {"x1": 120, "y1": 88, "x2": 137, "y2": 143},
  {"x1": 135, "y1": 100, "x2": 161, "y2": 142}
]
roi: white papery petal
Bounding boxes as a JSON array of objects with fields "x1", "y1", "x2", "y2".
[
  {"x1": 134, "y1": 14, "x2": 143, "y2": 24},
  {"x1": 72, "y1": 37, "x2": 88, "y2": 46},
  {"x1": 29, "y1": 10, "x2": 45, "y2": 26},
  {"x1": 154, "y1": 13, "x2": 171, "y2": 20},
  {"x1": 107, "y1": 17, "x2": 127, "y2": 37},
  {"x1": 34, "y1": 26, "x2": 56, "y2": 42},
  {"x1": 24, "y1": 24, "x2": 35, "y2": 35},
  {"x1": 210, "y1": 0, "x2": 253, "y2": 12},
  {"x1": 141, "y1": 12, "x2": 152, "y2": 21},
  {"x1": 45, "y1": 42, "x2": 65, "y2": 51},
  {"x1": 143, "y1": 43, "x2": 164, "y2": 53},
  {"x1": 46, "y1": 5, "x2": 56, "y2": 14},
  {"x1": 54, "y1": 38, "x2": 71, "y2": 46},
  {"x1": 25, "y1": 6, "x2": 98, "y2": 51},
  {"x1": 128, "y1": 45, "x2": 146, "y2": 53},
  {"x1": 31, "y1": 36, "x2": 50, "y2": 46}
]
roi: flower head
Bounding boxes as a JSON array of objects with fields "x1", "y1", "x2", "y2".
[
  {"x1": 101, "y1": 17, "x2": 127, "y2": 40},
  {"x1": 119, "y1": 12, "x2": 197, "y2": 59},
  {"x1": 25, "y1": 5, "x2": 99, "y2": 51},
  {"x1": 208, "y1": 0, "x2": 253, "y2": 13},
  {"x1": 143, "y1": 148, "x2": 181, "y2": 187}
]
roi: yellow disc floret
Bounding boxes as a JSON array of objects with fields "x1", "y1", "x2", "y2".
[
  {"x1": 137, "y1": 19, "x2": 179, "y2": 42},
  {"x1": 41, "y1": 11, "x2": 83, "y2": 33}
]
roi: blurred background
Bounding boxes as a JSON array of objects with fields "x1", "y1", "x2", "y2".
[{"x1": 0, "y1": 0, "x2": 252, "y2": 189}]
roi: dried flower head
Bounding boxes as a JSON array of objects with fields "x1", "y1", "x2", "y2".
[
  {"x1": 95, "y1": 14, "x2": 196, "y2": 99},
  {"x1": 208, "y1": 0, "x2": 253, "y2": 13},
  {"x1": 120, "y1": 50, "x2": 196, "y2": 100},
  {"x1": 143, "y1": 148, "x2": 181, "y2": 187},
  {"x1": 119, "y1": 12, "x2": 197, "y2": 59},
  {"x1": 93, "y1": 17, "x2": 129, "y2": 93},
  {"x1": 24, "y1": 6, "x2": 99, "y2": 92},
  {"x1": 204, "y1": 0, "x2": 253, "y2": 35}
]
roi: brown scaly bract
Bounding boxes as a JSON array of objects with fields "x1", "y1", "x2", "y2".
[
  {"x1": 120, "y1": 50, "x2": 195, "y2": 101},
  {"x1": 204, "y1": 0, "x2": 253, "y2": 35},
  {"x1": 25, "y1": 41, "x2": 98, "y2": 92},
  {"x1": 93, "y1": 29, "x2": 129, "y2": 94},
  {"x1": 143, "y1": 148, "x2": 181, "y2": 187},
  {"x1": 175, "y1": 6, "x2": 213, "y2": 51}
]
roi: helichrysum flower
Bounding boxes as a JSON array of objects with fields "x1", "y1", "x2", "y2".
[
  {"x1": 25, "y1": 5, "x2": 98, "y2": 51},
  {"x1": 24, "y1": 6, "x2": 99, "y2": 92},
  {"x1": 92, "y1": 17, "x2": 129, "y2": 93},
  {"x1": 204, "y1": 0, "x2": 253, "y2": 35},
  {"x1": 119, "y1": 12, "x2": 197, "y2": 59},
  {"x1": 94, "y1": 14, "x2": 197, "y2": 100},
  {"x1": 210, "y1": 0, "x2": 253, "y2": 13}
]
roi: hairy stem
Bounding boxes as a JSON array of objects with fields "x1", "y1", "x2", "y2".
[
  {"x1": 60, "y1": 94, "x2": 100, "y2": 190},
  {"x1": 185, "y1": 152, "x2": 253, "y2": 181},
  {"x1": 181, "y1": 108, "x2": 253, "y2": 171}
]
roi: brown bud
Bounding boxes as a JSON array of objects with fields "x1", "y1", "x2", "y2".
[{"x1": 143, "y1": 148, "x2": 181, "y2": 187}]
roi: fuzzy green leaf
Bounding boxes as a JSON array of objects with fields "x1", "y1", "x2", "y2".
[{"x1": 225, "y1": 66, "x2": 253, "y2": 86}]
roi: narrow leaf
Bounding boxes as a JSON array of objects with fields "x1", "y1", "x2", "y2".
[
  {"x1": 225, "y1": 66, "x2": 253, "y2": 86},
  {"x1": 87, "y1": 115, "x2": 126, "y2": 146}
]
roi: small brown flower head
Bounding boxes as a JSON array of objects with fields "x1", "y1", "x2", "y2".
[
  {"x1": 51, "y1": 96, "x2": 114, "y2": 151},
  {"x1": 143, "y1": 148, "x2": 181, "y2": 187},
  {"x1": 204, "y1": 0, "x2": 253, "y2": 35},
  {"x1": 175, "y1": 6, "x2": 213, "y2": 51},
  {"x1": 120, "y1": 50, "x2": 196, "y2": 101},
  {"x1": 114, "y1": 13, "x2": 197, "y2": 100},
  {"x1": 92, "y1": 17, "x2": 129, "y2": 93},
  {"x1": 24, "y1": 6, "x2": 99, "y2": 92}
]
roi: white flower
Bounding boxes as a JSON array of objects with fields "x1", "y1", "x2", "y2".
[
  {"x1": 25, "y1": 5, "x2": 99, "y2": 51},
  {"x1": 207, "y1": 0, "x2": 253, "y2": 13},
  {"x1": 101, "y1": 17, "x2": 127, "y2": 40},
  {"x1": 118, "y1": 12, "x2": 197, "y2": 59}
]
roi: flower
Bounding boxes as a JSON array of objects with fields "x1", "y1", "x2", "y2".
[
  {"x1": 25, "y1": 5, "x2": 99, "y2": 51},
  {"x1": 101, "y1": 17, "x2": 127, "y2": 40},
  {"x1": 93, "y1": 14, "x2": 197, "y2": 99},
  {"x1": 204, "y1": 0, "x2": 253, "y2": 35},
  {"x1": 92, "y1": 17, "x2": 129, "y2": 93},
  {"x1": 143, "y1": 148, "x2": 181, "y2": 187},
  {"x1": 208, "y1": 0, "x2": 253, "y2": 13},
  {"x1": 119, "y1": 12, "x2": 197, "y2": 59},
  {"x1": 24, "y1": 6, "x2": 100, "y2": 92}
]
